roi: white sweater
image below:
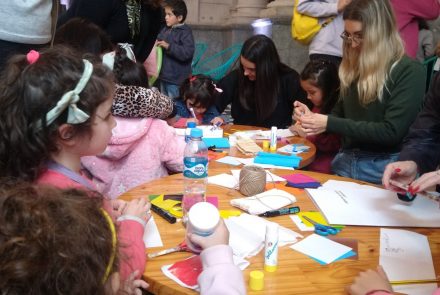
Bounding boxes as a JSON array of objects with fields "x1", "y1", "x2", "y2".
[{"x1": 0, "y1": 0, "x2": 52, "y2": 44}]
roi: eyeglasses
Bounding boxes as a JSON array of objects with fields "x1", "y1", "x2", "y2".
[{"x1": 340, "y1": 31, "x2": 363, "y2": 45}]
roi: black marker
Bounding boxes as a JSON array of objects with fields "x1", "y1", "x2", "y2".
[
  {"x1": 259, "y1": 206, "x2": 300, "y2": 217},
  {"x1": 151, "y1": 204, "x2": 177, "y2": 224}
]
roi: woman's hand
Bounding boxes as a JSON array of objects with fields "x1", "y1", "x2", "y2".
[
  {"x1": 123, "y1": 198, "x2": 152, "y2": 224},
  {"x1": 296, "y1": 113, "x2": 328, "y2": 135},
  {"x1": 382, "y1": 161, "x2": 418, "y2": 193},
  {"x1": 346, "y1": 266, "x2": 393, "y2": 295},
  {"x1": 409, "y1": 170, "x2": 440, "y2": 195}
]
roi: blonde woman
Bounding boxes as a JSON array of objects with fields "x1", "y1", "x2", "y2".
[{"x1": 293, "y1": 0, "x2": 426, "y2": 184}]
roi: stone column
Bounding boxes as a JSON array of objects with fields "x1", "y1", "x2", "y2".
[
  {"x1": 228, "y1": 0, "x2": 267, "y2": 25},
  {"x1": 260, "y1": 0, "x2": 294, "y2": 19}
]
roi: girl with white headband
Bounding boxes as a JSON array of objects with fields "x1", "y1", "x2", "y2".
[{"x1": 0, "y1": 46, "x2": 150, "y2": 284}]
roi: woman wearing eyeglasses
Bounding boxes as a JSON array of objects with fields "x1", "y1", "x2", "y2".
[{"x1": 293, "y1": 0, "x2": 426, "y2": 184}]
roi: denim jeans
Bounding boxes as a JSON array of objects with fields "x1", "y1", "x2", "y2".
[
  {"x1": 331, "y1": 150, "x2": 400, "y2": 184},
  {"x1": 160, "y1": 81, "x2": 179, "y2": 99}
]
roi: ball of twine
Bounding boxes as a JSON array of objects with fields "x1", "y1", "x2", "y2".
[{"x1": 239, "y1": 165, "x2": 266, "y2": 196}]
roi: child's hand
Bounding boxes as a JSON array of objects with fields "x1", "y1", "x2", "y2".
[
  {"x1": 187, "y1": 219, "x2": 229, "y2": 250},
  {"x1": 111, "y1": 200, "x2": 127, "y2": 218},
  {"x1": 123, "y1": 198, "x2": 151, "y2": 223},
  {"x1": 119, "y1": 270, "x2": 149, "y2": 295},
  {"x1": 289, "y1": 122, "x2": 307, "y2": 138},
  {"x1": 210, "y1": 117, "x2": 224, "y2": 126},
  {"x1": 156, "y1": 40, "x2": 169, "y2": 50},
  {"x1": 293, "y1": 100, "x2": 311, "y2": 121},
  {"x1": 346, "y1": 266, "x2": 392, "y2": 295},
  {"x1": 186, "y1": 118, "x2": 200, "y2": 125}
]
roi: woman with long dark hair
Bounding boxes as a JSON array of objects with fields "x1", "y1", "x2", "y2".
[{"x1": 216, "y1": 34, "x2": 308, "y2": 128}]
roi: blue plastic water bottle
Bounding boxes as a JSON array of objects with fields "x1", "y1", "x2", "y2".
[{"x1": 185, "y1": 121, "x2": 197, "y2": 143}]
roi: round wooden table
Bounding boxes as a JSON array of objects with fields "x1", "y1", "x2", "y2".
[{"x1": 120, "y1": 126, "x2": 440, "y2": 295}]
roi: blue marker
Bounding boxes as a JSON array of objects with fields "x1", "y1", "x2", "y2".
[{"x1": 259, "y1": 206, "x2": 300, "y2": 217}]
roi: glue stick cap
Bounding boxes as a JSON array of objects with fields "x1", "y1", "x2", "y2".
[
  {"x1": 190, "y1": 128, "x2": 203, "y2": 138},
  {"x1": 249, "y1": 270, "x2": 264, "y2": 291}
]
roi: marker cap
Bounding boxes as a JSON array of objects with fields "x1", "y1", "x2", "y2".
[{"x1": 249, "y1": 270, "x2": 264, "y2": 291}]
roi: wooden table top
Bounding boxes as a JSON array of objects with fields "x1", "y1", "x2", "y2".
[{"x1": 120, "y1": 125, "x2": 440, "y2": 295}]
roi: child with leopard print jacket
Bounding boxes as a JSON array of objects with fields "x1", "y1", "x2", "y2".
[{"x1": 82, "y1": 44, "x2": 184, "y2": 198}]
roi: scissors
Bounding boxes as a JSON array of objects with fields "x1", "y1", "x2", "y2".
[{"x1": 302, "y1": 216, "x2": 340, "y2": 236}]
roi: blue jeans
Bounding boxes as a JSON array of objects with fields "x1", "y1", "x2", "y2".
[
  {"x1": 331, "y1": 150, "x2": 399, "y2": 184},
  {"x1": 160, "y1": 81, "x2": 179, "y2": 99}
]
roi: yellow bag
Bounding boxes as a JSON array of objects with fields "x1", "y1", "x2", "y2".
[{"x1": 291, "y1": 0, "x2": 334, "y2": 45}]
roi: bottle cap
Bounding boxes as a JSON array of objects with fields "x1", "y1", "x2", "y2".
[
  {"x1": 262, "y1": 140, "x2": 270, "y2": 150},
  {"x1": 249, "y1": 270, "x2": 264, "y2": 291},
  {"x1": 187, "y1": 121, "x2": 196, "y2": 128},
  {"x1": 190, "y1": 128, "x2": 203, "y2": 138},
  {"x1": 187, "y1": 202, "x2": 220, "y2": 235}
]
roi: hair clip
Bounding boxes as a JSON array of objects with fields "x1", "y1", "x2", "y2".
[
  {"x1": 189, "y1": 75, "x2": 197, "y2": 82},
  {"x1": 117, "y1": 43, "x2": 136, "y2": 63},
  {"x1": 213, "y1": 83, "x2": 223, "y2": 93},
  {"x1": 26, "y1": 50, "x2": 40, "y2": 64}
]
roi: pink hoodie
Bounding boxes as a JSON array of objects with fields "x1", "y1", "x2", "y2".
[{"x1": 82, "y1": 117, "x2": 185, "y2": 199}]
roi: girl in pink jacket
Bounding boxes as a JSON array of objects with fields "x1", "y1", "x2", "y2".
[{"x1": 0, "y1": 47, "x2": 149, "y2": 281}]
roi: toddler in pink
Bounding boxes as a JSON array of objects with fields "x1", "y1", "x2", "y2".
[{"x1": 82, "y1": 117, "x2": 185, "y2": 198}]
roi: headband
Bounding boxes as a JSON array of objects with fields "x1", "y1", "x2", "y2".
[
  {"x1": 102, "y1": 43, "x2": 136, "y2": 70},
  {"x1": 38, "y1": 59, "x2": 93, "y2": 129},
  {"x1": 101, "y1": 209, "x2": 117, "y2": 283}
]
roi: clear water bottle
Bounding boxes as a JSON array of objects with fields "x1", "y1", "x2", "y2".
[
  {"x1": 185, "y1": 121, "x2": 197, "y2": 143},
  {"x1": 182, "y1": 128, "x2": 208, "y2": 220}
]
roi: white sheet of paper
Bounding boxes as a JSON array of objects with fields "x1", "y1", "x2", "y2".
[
  {"x1": 208, "y1": 173, "x2": 238, "y2": 189},
  {"x1": 143, "y1": 216, "x2": 163, "y2": 248},
  {"x1": 230, "y1": 169, "x2": 285, "y2": 182},
  {"x1": 306, "y1": 180, "x2": 440, "y2": 227},
  {"x1": 290, "y1": 233, "x2": 352, "y2": 264},
  {"x1": 215, "y1": 156, "x2": 242, "y2": 166},
  {"x1": 236, "y1": 157, "x2": 295, "y2": 170},
  {"x1": 225, "y1": 213, "x2": 302, "y2": 258},
  {"x1": 379, "y1": 228, "x2": 438, "y2": 295},
  {"x1": 289, "y1": 215, "x2": 315, "y2": 231}
]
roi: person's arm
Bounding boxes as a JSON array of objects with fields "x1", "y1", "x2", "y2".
[
  {"x1": 326, "y1": 60, "x2": 425, "y2": 146},
  {"x1": 399, "y1": 72, "x2": 440, "y2": 174},
  {"x1": 401, "y1": 0, "x2": 440, "y2": 20},
  {"x1": 201, "y1": 105, "x2": 222, "y2": 125},
  {"x1": 297, "y1": 0, "x2": 340, "y2": 17},
  {"x1": 165, "y1": 27, "x2": 195, "y2": 62},
  {"x1": 346, "y1": 266, "x2": 393, "y2": 295},
  {"x1": 215, "y1": 71, "x2": 238, "y2": 114},
  {"x1": 188, "y1": 220, "x2": 246, "y2": 295},
  {"x1": 112, "y1": 85, "x2": 174, "y2": 119}
]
